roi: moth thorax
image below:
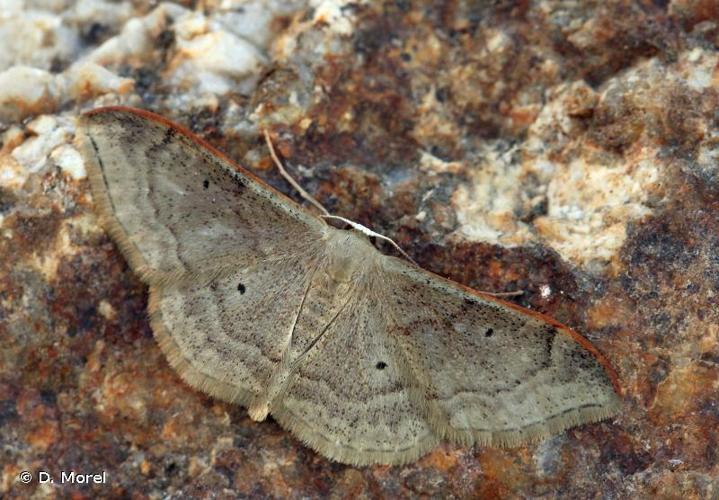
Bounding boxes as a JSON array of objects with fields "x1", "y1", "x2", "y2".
[{"x1": 326, "y1": 230, "x2": 375, "y2": 283}]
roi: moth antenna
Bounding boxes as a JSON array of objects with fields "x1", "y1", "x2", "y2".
[
  {"x1": 263, "y1": 129, "x2": 330, "y2": 216},
  {"x1": 478, "y1": 289, "x2": 524, "y2": 298},
  {"x1": 321, "y1": 215, "x2": 418, "y2": 266},
  {"x1": 263, "y1": 130, "x2": 416, "y2": 266}
]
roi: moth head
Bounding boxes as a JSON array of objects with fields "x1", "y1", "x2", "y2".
[
  {"x1": 325, "y1": 228, "x2": 378, "y2": 283},
  {"x1": 323, "y1": 214, "x2": 415, "y2": 267}
]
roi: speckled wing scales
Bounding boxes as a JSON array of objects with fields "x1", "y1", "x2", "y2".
[
  {"x1": 272, "y1": 275, "x2": 440, "y2": 466},
  {"x1": 79, "y1": 106, "x2": 621, "y2": 466},
  {"x1": 147, "y1": 254, "x2": 321, "y2": 406},
  {"x1": 271, "y1": 254, "x2": 620, "y2": 465},
  {"x1": 379, "y1": 257, "x2": 622, "y2": 449},
  {"x1": 78, "y1": 106, "x2": 329, "y2": 412},
  {"x1": 78, "y1": 107, "x2": 326, "y2": 283}
]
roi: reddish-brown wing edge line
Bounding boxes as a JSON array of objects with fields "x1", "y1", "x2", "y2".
[
  {"x1": 409, "y1": 268, "x2": 623, "y2": 396},
  {"x1": 496, "y1": 294, "x2": 622, "y2": 396},
  {"x1": 83, "y1": 105, "x2": 623, "y2": 397},
  {"x1": 82, "y1": 105, "x2": 316, "y2": 219}
]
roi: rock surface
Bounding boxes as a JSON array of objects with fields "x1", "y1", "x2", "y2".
[{"x1": 1, "y1": 0, "x2": 718, "y2": 498}]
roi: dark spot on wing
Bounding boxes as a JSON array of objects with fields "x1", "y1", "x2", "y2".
[
  {"x1": 545, "y1": 327, "x2": 558, "y2": 356},
  {"x1": 237, "y1": 283, "x2": 246, "y2": 294},
  {"x1": 485, "y1": 328, "x2": 494, "y2": 337},
  {"x1": 375, "y1": 361, "x2": 387, "y2": 370},
  {"x1": 203, "y1": 179, "x2": 209, "y2": 189},
  {"x1": 162, "y1": 127, "x2": 177, "y2": 145}
]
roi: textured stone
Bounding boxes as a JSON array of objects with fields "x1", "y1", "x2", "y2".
[{"x1": 1, "y1": 0, "x2": 718, "y2": 498}]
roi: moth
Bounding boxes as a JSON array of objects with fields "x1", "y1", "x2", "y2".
[{"x1": 78, "y1": 107, "x2": 621, "y2": 466}]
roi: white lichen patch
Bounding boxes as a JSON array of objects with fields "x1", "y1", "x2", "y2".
[
  {"x1": 0, "y1": 66, "x2": 61, "y2": 122},
  {"x1": 450, "y1": 144, "x2": 535, "y2": 247},
  {"x1": 0, "y1": 154, "x2": 26, "y2": 192},
  {"x1": 533, "y1": 154, "x2": 660, "y2": 272},
  {"x1": 0, "y1": 62, "x2": 134, "y2": 123},
  {"x1": 65, "y1": 62, "x2": 135, "y2": 101},
  {"x1": 85, "y1": 4, "x2": 186, "y2": 67},
  {"x1": 169, "y1": 10, "x2": 266, "y2": 95},
  {"x1": 450, "y1": 53, "x2": 699, "y2": 271},
  {"x1": 0, "y1": 0, "x2": 147, "y2": 121},
  {"x1": 0, "y1": 126, "x2": 29, "y2": 190},
  {"x1": 66, "y1": 0, "x2": 135, "y2": 28},
  {"x1": 215, "y1": 0, "x2": 277, "y2": 48},
  {"x1": 680, "y1": 47, "x2": 718, "y2": 91},
  {"x1": 10, "y1": 115, "x2": 75, "y2": 174},
  {"x1": 0, "y1": 1, "x2": 308, "y2": 118},
  {"x1": 51, "y1": 144, "x2": 86, "y2": 180},
  {"x1": 524, "y1": 80, "x2": 598, "y2": 156},
  {"x1": 272, "y1": 0, "x2": 360, "y2": 62},
  {"x1": 0, "y1": 2, "x2": 80, "y2": 71},
  {"x1": 310, "y1": 0, "x2": 365, "y2": 36}
]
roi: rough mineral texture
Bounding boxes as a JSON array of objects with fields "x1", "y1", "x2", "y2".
[{"x1": 1, "y1": 0, "x2": 718, "y2": 498}]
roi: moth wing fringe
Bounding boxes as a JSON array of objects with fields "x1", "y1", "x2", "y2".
[
  {"x1": 270, "y1": 403, "x2": 442, "y2": 467},
  {"x1": 147, "y1": 286, "x2": 254, "y2": 406}
]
